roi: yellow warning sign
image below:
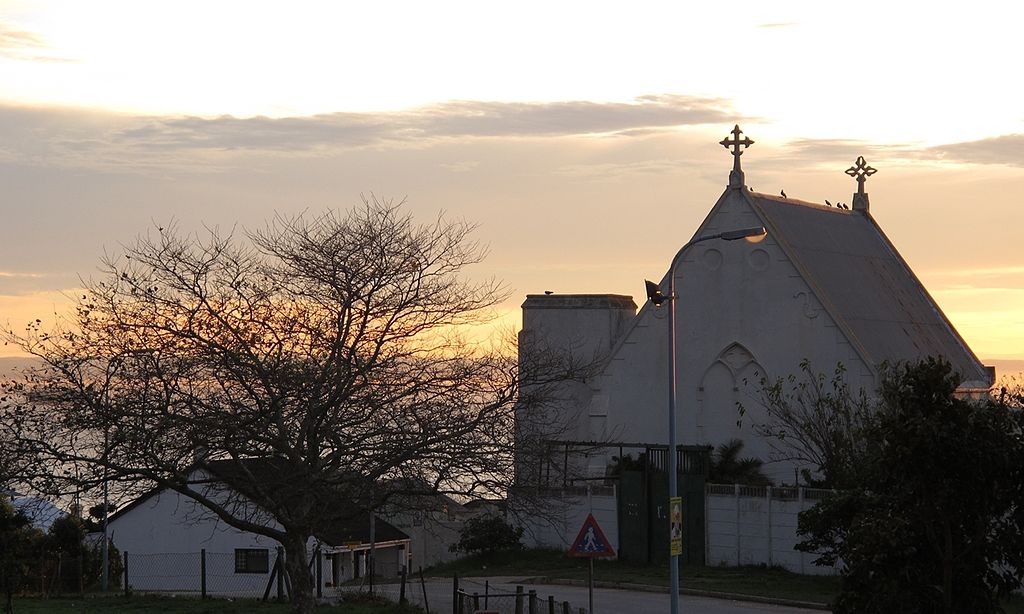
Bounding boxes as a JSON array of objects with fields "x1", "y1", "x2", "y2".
[{"x1": 669, "y1": 497, "x2": 683, "y2": 556}]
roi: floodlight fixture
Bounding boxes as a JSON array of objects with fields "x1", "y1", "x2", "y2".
[
  {"x1": 720, "y1": 226, "x2": 767, "y2": 242},
  {"x1": 645, "y1": 279, "x2": 666, "y2": 306}
]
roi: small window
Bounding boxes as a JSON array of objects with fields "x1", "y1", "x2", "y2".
[{"x1": 235, "y1": 548, "x2": 270, "y2": 574}]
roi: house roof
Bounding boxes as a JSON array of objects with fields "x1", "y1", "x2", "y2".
[
  {"x1": 109, "y1": 457, "x2": 408, "y2": 547},
  {"x1": 743, "y1": 191, "x2": 991, "y2": 387}
]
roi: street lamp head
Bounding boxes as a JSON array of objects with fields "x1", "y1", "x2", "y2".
[
  {"x1": 644, "y1": 279, "x2": 667, "y2": 307},
  {"x1": 720, "y1": 226, "x2": 767, "y2": 242}
]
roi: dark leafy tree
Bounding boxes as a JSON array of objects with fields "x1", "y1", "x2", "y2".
[
  {"x1": 707, "y1": 439, "x2": 771, "y2": 486},
  {"x1": 1, "y1": 199, "x2": 578, "y2": 613},
  {"x1": 449, "y1": 514, "x2": 524, "y2": 556},
  {"x1": 796, "y1": 358, "x2": 1024, "y2": 614},
  {"x1": 0, "y1": 498, "x2": 41, "y2": 614}
]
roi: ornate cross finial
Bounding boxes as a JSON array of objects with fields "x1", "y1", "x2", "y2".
[
  {"x1": 845, "y1": 156, "x2": 877, "y2": 195},
  {"x1": 845, "y1": 156, "x2": 877, "y2": 213},
  {"x1": 720, "y1": 125, "x2": 754, "y2": 188}
]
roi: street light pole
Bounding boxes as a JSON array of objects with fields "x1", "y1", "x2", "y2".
[{"x1": 646, "y1": 225, "x2": 765, "y2": 614}]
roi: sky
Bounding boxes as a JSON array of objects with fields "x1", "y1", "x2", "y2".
[{"x1": 0, "y1": 1, "x2": 1022, "y2": 367}]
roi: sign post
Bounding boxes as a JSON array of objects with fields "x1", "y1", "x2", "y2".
[
  {"x1": 567, "y1": 513, "x2": 616, "y2": 614},
  {"x1": 669, "y1": 496, "x2": 683, "y2": 557}
]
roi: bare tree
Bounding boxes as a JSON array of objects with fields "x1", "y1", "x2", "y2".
[
  {"x1": 750, "y1": 361, "x2": 872, "y2": 488},
  {"x1": 1, "y1": 198, "x2": 574, "y2": 613}
]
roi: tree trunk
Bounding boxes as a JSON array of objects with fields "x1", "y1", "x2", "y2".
[{"x1": 282, "y1": 534, "x2": 316, "y2": 614}]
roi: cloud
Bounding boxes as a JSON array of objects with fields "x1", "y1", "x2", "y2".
[
  {"x1": 0, "y1": 271, "x2": 79, "y2": 296},
  {"x1": 0, "y1": 21, "x2": 72, "y2": 63},
  {"x1": 778, "y1": 138, "x2": 917, "y2": 164},
  {"x1": 109, "y1": 94, "x2": 738, "y2": 151},
  {"x1": 925, "y1": 134, "x2": 1024, "y2": 167}
]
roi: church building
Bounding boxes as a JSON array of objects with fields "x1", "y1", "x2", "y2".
[{"x1": 519, "y1": 126, "x2": 994, "y2": 485}]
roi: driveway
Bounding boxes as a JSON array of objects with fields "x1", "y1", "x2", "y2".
[{"x1": 372, "y1": 576, "x2": 827, "y2": 614}]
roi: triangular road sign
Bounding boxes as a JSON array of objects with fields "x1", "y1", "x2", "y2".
[{"x1": 568, "y1": 513, "x2": 616, "y2": 558}]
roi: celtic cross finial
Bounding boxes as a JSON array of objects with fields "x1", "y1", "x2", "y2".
[
  {"x1": 845, "y1": 156, "x2": 877, "y2": 195},
  {"x1": 720, "y1": 124, "x2": 754, "y2": 188}
]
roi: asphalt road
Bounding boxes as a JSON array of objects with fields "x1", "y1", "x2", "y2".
[{"x1": 373, "y1": 576, "x2": 826, "y2": 614}]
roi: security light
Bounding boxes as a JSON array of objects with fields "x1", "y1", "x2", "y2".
[{"x1": 645, "y1": 280, "x2": 666, "y2": 306}]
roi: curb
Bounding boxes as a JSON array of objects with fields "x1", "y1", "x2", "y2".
[{"x1": 524, "y1": 576, "x2": 832, "y2": 611}]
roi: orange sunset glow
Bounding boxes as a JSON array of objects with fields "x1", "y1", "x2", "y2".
[{"x1": 1, "y1": 1, "x2": 1022, "y2": 374}]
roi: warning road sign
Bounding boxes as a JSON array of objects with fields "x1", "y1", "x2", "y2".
[{"x1": 568, "y1": 513, "x2": 616, "y2": 558}]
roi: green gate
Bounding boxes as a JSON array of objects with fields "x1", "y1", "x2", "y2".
[{"x1": 616, "y1": 446, "x2": 708, "y2": 566}]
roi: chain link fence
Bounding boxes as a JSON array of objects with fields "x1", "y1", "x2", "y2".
[{"x1": 122, "y1": 549, "x2": 290, "y2": 599}]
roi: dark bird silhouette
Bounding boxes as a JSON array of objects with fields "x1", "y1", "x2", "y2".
[
  {"x1": 781, "y1": 190, "x2": 787, "y2": 198},
  {"x1": 825, "y1": 199, "x2": 832, "y2": 207},
  {"x1": 544, "y1": 290, "x2": 553, "y2": 295}
]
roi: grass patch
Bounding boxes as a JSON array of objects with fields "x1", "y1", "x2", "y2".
[{"x1": 10, "y1": 593, "x2": 422, "y2": 613}]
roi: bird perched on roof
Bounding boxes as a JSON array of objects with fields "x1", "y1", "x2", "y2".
[
  {"x1": 825, "y1": 199, "x2": 832, "y2": 207},
  {"x1": 781, "y1": 190, "x2": 787, "y2": 198}
]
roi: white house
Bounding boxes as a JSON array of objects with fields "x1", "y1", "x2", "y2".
[{"x1": 108, "y1": 458, "x2": 410, "y2": 597}]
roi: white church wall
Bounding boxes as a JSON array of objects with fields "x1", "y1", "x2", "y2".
[
  {"x1": 705, "y1": 484, "x2": 839, "y2": 576},
  {"x1": 586, "y1": 190, "x2": 877, "y2": 484}
]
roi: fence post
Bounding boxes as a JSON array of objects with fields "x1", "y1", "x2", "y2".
[
  {"x1": 528, "y1": 589, "x2": 538, "y2": 614},
  {"x1": 419, "y1": 567, "x2": 430, "y2": 614},
  {"x1": 399, "y1": 567, "x2": 406, "y2": 604},
  {"x1": 276, "y1": 547, "x2": 285, "y2": 602},
  {"x1": 515, "y1": 585, "x2": 524, "y2": 614},
  {"x1": 122, "y1": 551, "x2": 129, "y2": 597},
  {"x1": 200, "y1": 549, "x2": 207, "y2": 599},
  {"x1": 766, "y1": 486, "x2": 773, "y2": 566},
  {"x1": 452, "y1": 573, "x2": 459, "y2": 614},
  {"x1": 562, "y1": 601, "x2": 570, "y2": 614},
  {"x1": 473, "y1": 592, "x2": 480, "y2": 611},
  {"x1": 485, "y1": 579, "x2": 489, "y2": 609},
  {"x1": 548, "y1": 595, "x2": 555, "y2": 614},
  {"x1": 734, "y1": 483, "x2": 741, "y2": 565}
]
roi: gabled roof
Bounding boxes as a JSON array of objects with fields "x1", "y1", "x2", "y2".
[{"x1": 742, "y1": 191, "x2": 991, "y2": 387}]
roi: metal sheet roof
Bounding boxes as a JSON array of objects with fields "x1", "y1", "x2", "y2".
[{"x1": 746, "y1": 192, "x2": 991, "y2": 386}]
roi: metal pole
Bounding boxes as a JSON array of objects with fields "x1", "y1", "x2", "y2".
[
  {"x1": 588, "y1": 558, "x2": 594, "y2": 614},
  {"x1": 658, "y1": 226, "x2": 765, "y2": 614}
]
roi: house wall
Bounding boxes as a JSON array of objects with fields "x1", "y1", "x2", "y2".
[
  {"x1": 111, "y1": 487, "x2": 289, "y2": 596},
  {"x1": 110, "y1": 482, "x2": 409, "y2": 596},
  {"x1": 390, "y1": 517, "x2": 464, "y2": 569}
]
